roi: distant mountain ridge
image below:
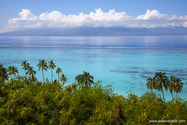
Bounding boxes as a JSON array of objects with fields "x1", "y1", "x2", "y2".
[{"x1": 1, "y1": 27, "x2": 187, "y2": 36}]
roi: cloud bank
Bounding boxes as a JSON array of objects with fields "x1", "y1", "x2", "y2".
[{"x1": 1, "y1": 9, "x2": 187, "y2": 33}]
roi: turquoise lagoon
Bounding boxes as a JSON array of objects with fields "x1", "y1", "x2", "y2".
[{"x1": 0, "y1": 36, "x2": 187, "y2": 101}]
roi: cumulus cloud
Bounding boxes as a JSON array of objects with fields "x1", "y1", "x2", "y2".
[
  {"x1": 1, "y1": 9, "x2": 187, "y2": 33},
  {"x1": 135, "y1": 9, "x2": 169, "y2": 20},
  {"x1": 134, "y1": 9, "x2": 187, "y2": 28}
]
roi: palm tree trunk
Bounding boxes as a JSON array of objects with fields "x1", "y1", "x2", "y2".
[
  {"x1": 2, "y1": 74, "x2": 5, "y2": 82},
  {"x1": 162, "y1": 91, "x2": 165, "y2": 100},
  {"x1": 25, "y1": 69, "x2": 26, "y2": 80},
  {"x1": 31, "y1": 74, "x2": 33, "y2": 81},
  {"x1": 151, "y1": 89, "x2": 153, "y2": 96},
  {"x1": 51, "y1": 68, "x2": 53, "y2": 83},
  {"x1": 42, "y1": 70, "x2": 44, "y2": 83},
  {"x1": 171, "y1": 91, "x2": 173, "y2": 100},
  {"x1": 176, "y1": 93, "x2": 178, "y2": 100},
  {"x1": 58, "y1": 73, "x2": 59, "y2": 83},
  {"x1": 86, "y1": 80, "x2": 87, "y2": 88}
]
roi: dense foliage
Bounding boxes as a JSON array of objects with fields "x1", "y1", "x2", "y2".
[{"x1": 0, "y1": 61, "x2": 186, "y2": 124}]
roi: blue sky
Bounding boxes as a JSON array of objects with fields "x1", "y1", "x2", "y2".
[{"x1": 0, "y1": 0, "x2": 187, "y2": 33}]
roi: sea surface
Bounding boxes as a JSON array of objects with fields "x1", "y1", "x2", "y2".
[{"x1": 0, "y1": 36, "x2": 187, "y2": 101}]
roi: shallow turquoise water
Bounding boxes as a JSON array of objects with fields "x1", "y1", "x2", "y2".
[{"x1": 0, "y1": 36, "x2": 187, "y2": 101}]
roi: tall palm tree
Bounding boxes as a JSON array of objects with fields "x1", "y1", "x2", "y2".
[
  {"x1": 48, "y1": 60, "x2": 56, "y2": 83},
  {"x1": 75, "y1": 71, "x2": 94, "y2": 88},
  {"x1": 60, "y1": 74, "x2": 68, "y2": 86},
  {"x1": 167, "y1": 75, "x2": 176, "y2": 100},
  {"x1": 154, "y1": 72, "x2": 168, "y2": 100},
  {"x1": 7, "y1": 66, "x2": 19, "y2": 78},
  {"x1": 174, "y1": 78, "x2": 183, "y2": 99},
  {"x1": 56, "y1": 67, "x2": 62, "y2": 83},
  {"x1": 37, "y1": 60, "x2": 48, "y2": 83},
  {"x1": 26, "y1": 66, "x2": 36, "y2": 81},
  {"x1": 21, "y1": 61, "x2": 29, "y2": 80},
  {"x1": 0, "y1": 64, "x2": 9, "y2": 82}
]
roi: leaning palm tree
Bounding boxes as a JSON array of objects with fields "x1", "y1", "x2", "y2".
[
  {"x1": 48, "y1": 60, "x2": 56, "y2": 83},
  {"x1": 167, "y1": 75, "x2": 176, "y2": 100},
  {"x1": 60, "y1": 74, "x2": 68, "y2": 86},
  {"x1": 21, "y1": 61, "x2": 29, "y2": 80},
  {"x1": 37, "y1": 60, "x2": 48, "y2": 83},
  {"x1": 7, "y1": 66, "x2": 19, "y2": 78},
  {"x1": 0, "y1": 65, "x2": 9, "y2": 82},
  {"x1": 26, "y1": 66, "x2": 36, "y2": 81},
  {"x1": 56, "y1": 67, "x2": 62, "y2": 83},
  {"x1": 75, "y1": 74, "x2": 83, "y2": 84},
  {"x1": 174, "y1": 78, "x2": 183, "y2": 99},
  {"x1": 12, "y1": 66, "x2": 19, "y2": 78},
  {"x1": 75, "y1": 71, "x2": 94, "y2": 88},
  {"x1": 146, "y1": 77, "x2": 156, "y2": 93},
  {"x1": 7, "y1": 66, "x2": 13, "y2": 78},
  {"x1": 154, "y1": 72, "x2": 168, "y2": 100}
]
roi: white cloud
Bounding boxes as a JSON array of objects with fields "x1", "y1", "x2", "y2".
[
  {"x1": 135, "y1": 9, "x2": 169, "y2": 20},
  {"x1": 1, "y1": 9, "x2": 187, "y2": 33},
  {"x1": 179, "y1": 15, "x2": 187, "y2": 20},
  {"x1": 134, "y1": 9, "x2": 187, "y2": 28}
]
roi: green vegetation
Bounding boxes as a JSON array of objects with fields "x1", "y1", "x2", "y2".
[{"x1": 0, "y1": 61, "x2": 186, "y2": 124}]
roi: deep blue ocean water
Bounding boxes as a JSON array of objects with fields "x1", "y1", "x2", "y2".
[{"x1": 0, "y1": 36, "x2": 187, "y2": 101}]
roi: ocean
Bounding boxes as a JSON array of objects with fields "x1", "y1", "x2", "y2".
[{"x1": 0, "y1": 36, "x2": 187, "y2": 101}]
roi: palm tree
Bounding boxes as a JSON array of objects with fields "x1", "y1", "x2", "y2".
[
  {"x1": 167, "y1": 75, "x2": 176, "y2": 100},
  {"x1": 7, "y1": 66, "x2": 19, "y2": 78},
  {"x1": 21, "y1": 61, "x2": 29, "y2": 80},
  {"x1": 60, "y1": 74, "x2": 68, "y2": 86},
  {"x1": 12, "y1": 66, "x2": 19, "y2": 78},
  {"x1": 48, "y1": 60, "x2": 56, "y2": 83},
  {"x1": 174, "y1": 78, "x2": 183, "y2": 99},
  {"x1": 0, "y1": 64, "x2": 9, "y2": 82},
  {"x1": 26, "y1": 66, "x2": 36, "y2": 81},
  {"x1": 154, "y1": 72, "x2": 168, "y2": 100},
  {"x1": 75, "y1": 74, "x2": 82, "y2": 84},
  {"x1": 16, "y1": 75, "x2": 24, "y2": 82},
  {"x1": 53, "y1": 79, "x2": 58, "y2": 84},
  {"x1": 37, "y1": 60, "x2": 48, "y2": 83},
  {"x1": 75, "y1": 71, "x2": 94, "y2": 88},
  {"x1": 56, "y1": 67, "x2": 62, "y2": 83},
  {"x1": 7, "y1": 66, "x2": 13, "y2": 78},
  {"x1": 146, "y1": 77, "x2": 156, "y2": 93}
]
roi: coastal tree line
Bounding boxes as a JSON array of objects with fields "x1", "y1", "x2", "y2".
[
  {"x1": 0, "y1": 60, "x2": 69, "y2": 85},
  {"x1": 146, "y1": 72, "x2": 184, "y2": 101},
  {"x1": 0, "y1": 60, "x2": 95, "y2": 89},
  {"x1": 0, "y1": 60, "x2": 186, "y2": 124},
  {"x1": 1, "y1": 60, "x2": 184, "y2": 101}
]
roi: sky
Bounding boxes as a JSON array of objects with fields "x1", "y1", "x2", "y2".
[{"x1": 0, "y1": 0, "x2": 187, "y2": 33}]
